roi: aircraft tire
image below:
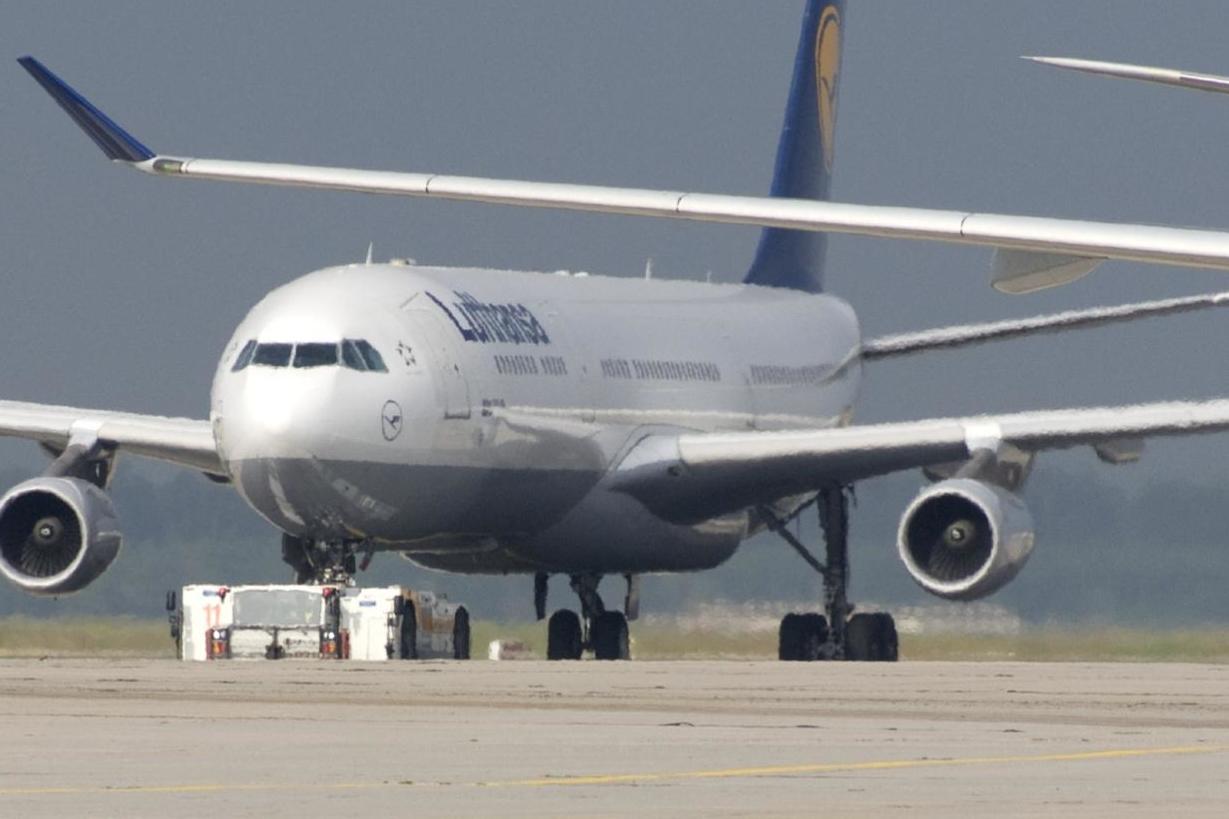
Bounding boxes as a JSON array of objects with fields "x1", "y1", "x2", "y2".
[
  {"x1": 872, "y1": 613, "x2": 899, "y2": 662},
  {"x1": 778, "y1": 613, "x2": 804, "y2": 661},
  {"x1": 592, "y1": 611, "x2": 630, "y2": 660},
  {"x1": 280, "y1": 534, "x2": 313, "y2": 584},
  {"x1": 547, "y1": 609, "x2": 583, "y2": 660},
  {"x1": 400, "y1": 603, "x2": 418, "y2": 660},
  {"x1": 846, "y1": 612, "x2": 898, "y2": 662},
  {"x1": 452, "y1": 606, "x2": 471, "y2": 660},
  {"x1": 800, "y1": 613, "x2": 828, "y2": 661}
]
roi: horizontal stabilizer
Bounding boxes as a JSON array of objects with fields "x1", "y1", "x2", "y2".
[
  {"x1": 991, "y1": 248, "x2": 1103, "y2": 294},
  {"x1": 862, "y1": 290, "x2": 1229, "y2": 360},
  {"x1": 1024, "y1": 56, "x2": 1229, "y2": 96}
]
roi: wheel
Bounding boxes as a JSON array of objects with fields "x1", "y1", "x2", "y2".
[
  {"x1": 399, "y1": 603, "x2": 418, "y2": 659},
  {"x1": 452, "y1": 606, "x2": 471, "y2": 660},
  {"x1": 592, "y1": 611, "x2": 630, "y2": 660},
  {"x1": 547, "y1": 609, "x2": 583, "y2": 660},
  {"x1": 846, "y1": 613, "x2": 873, "y2": 661},
  {"x1": 779, "y1": 613, "x2": 828, "y2": 661},
  {"x1": 800, "y1": 613, "x2": 829, "y2": 661},
  {"x1": 871, "y1": 613, "x2": 899, "y2": 662},
  {"x1": 281, "y1": 534, "x2": 314, "y2": 584},
  {"x1": 778, "y1": 612, "x2": 803, "y2": 661},
  {"x1": 846, "y1": 612, "x2": 898, "y2": 662}
]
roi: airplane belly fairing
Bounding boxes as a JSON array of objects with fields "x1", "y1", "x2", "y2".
[
  {"x1": 229, "y1": 453, "x2": 745, "y2": 574},
  {"x1": 406, "y1": 486, "x2": 748, "y2": 575}
]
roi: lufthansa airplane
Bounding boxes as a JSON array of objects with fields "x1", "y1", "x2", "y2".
[{"x1": 8, "y1": 1, "x2": 1229, "y2": 661}]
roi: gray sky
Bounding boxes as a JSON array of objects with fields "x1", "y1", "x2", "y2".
[{"x1": 2, "y1": 3, "x2": 1229, "y2": 532}]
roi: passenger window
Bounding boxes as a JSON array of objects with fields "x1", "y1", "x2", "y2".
[
  {"x1": 231, "y1": 340, "x2": 257, "y2": 372},
  {"x1": 341, "y1": 340, "x2": 368, "y2": 371},
  {"x1": 354, "y1": 340, "x2": 388, "y2": 373},
  {"x1": 293, "y1": 343, "x2": 339, "y2": 368},
  {"x1": 252, "y1": 343, "x2": 293, "y2": 367}
]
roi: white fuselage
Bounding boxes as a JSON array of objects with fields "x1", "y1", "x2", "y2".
[{"x1": 210, "y1": 263, "x2": 862, "y2": 575}]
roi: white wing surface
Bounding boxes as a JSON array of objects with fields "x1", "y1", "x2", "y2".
[
  {"x1": 862, "y1": 290, "x2": 1229, "y2": 359},
  {"x1": 612, "y1": 400, "x2": 1229, "y2": 521},
  {"x1": 0, "y1": 401, "x2": 221, "y2": 476},
  {"x1": 135, "y1": 160, "x2": 1229, "y2": 291},
  {"x1": 18, "y1": 56, "x2": 1229, "y2": 293},
  {"x1": 1024, "y1": 56, "x2": 1229, "y2": 95}
]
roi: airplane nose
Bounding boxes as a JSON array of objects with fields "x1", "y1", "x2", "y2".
[{"x1": 221, "y1": 369, "x2": 338, "y2": 463}]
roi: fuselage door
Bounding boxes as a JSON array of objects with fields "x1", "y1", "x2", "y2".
[{"x1": 407, "y1": 310, "x2": 471, "y2": 420}]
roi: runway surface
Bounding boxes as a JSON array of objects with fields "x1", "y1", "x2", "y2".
[{"x1": 1, "y1": 659, "x2": 1226, "y2": 817}]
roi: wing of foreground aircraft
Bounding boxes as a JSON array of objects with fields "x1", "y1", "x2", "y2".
[
  {"x1": 1024, "y1": 56, "x2": 1229, "y2": 96},
  {"x1": 18, "y1": 55, "x2": 1229, "y2": 295}
]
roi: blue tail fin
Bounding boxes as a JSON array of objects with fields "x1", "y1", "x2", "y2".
[{"x1": 744, "y1": 0, "x2": 844, "y2": 293}]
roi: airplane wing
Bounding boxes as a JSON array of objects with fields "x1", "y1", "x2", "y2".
[
  {"x1": 18, "y1": 56, "x2": 1229, "y2": 295},
  {"x1": 861, "y1": 289, "x2": 1229, "y2": 359},
  {"x1": 1024, "y1": 56, "x2": 1229, "y2": 96},
  {"x1": 0, "y1": 401, "x2": 222, "y2": 477},
  {"x1": 610, "y1": 399, "x2": 1229, "y2": 522}
]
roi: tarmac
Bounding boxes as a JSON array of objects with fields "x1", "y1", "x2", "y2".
[{"x1": 0, "y1": 658, "x2": 1226, "y2": 817}]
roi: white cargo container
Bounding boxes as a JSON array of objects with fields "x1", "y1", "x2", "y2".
[{"x1": 168, "y1": 584, "x2": 470, "y2": 661}]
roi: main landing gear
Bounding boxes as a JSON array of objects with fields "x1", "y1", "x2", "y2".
[
  {"x1": 538, "y1": 572, "x2": 637, "y2": 661},
  {"x1": 759, "y1": 486, "x2": 898, "y2": 662}
]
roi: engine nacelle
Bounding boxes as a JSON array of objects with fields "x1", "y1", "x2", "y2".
[
  {"x1": 897, "y1": 478, "x2": 1034, "y2": 601},
  {"x1": 0, "y1": 477, "x2": 122, "y2": 596}
]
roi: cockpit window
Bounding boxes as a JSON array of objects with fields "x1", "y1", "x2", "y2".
[
  {"x1": 342, "y1": 339, "x2": 388, "y2": 373},
  {"x1": 252, "y1": 343, "x2": 293, "y2": 367},
  {"x1": 341, "y1": 340, "x2": 368, "y2": 371},
  {"x1": 293, "y1": 342, "x2": 339, "y2": 368},
  {"x1": 231, "y1": 340, "x2": 257, "y2": 372},
  {"x1": 237, "y1": 340, "x2": 386, "y2": 372},
  {"x1": 354, "y1": 340, "x2": 388, "y2": 372}
]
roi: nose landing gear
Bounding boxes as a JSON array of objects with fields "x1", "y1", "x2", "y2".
[{"x1": 281, "y1": 534, "x2": 361, "y2": 585}]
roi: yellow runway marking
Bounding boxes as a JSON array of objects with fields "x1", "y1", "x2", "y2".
[
  {"x1": 0, "y1": 744, "x2": 1222, "y2": 797},
  {"x1": 487, "y1": 744, "x2": 1225, "y2": 788}
]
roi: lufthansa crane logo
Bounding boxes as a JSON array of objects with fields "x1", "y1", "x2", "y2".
[
  {"x1": 815, "y1": 4, "x2": 841, "y2": 173},
  {"x1": 381, "y1": 400, "x2": 403, "y2": 442}
]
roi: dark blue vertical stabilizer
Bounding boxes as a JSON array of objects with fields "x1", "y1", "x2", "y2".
[{"x1": 744, "y1": 0, "x2": 844, "y2": 293}]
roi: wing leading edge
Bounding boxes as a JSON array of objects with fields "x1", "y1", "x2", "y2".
[
  {"x1": 0, "y1": 401, "x2": 221, "y2": 477},
  {"x1": 18, "y1": 55, "x2": 1229, "y2": 292},
  {"x1": 862, "y1": 289, "x2": 1229, "y2": 359},
  {"x1": 611, "y1": 400, "x2": 1229, "y2": 523}
]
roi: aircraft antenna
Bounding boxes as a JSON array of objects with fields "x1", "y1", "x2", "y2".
[
  {"x1": 365, "y1": 242, "x2": 374, "y2": 264},
  {"x1": 644, "y1": 258, "x2": 654, "y2": 280}
]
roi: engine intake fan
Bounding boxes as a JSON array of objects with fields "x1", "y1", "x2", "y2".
[
  {"x1": 897, "y1": 478, "x2": 1035, "y2": 601},
  {"x1": 0, "y1": 477, "x2": 122, "y2": 595}
]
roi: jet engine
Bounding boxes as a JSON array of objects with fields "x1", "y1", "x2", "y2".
[
  {"x1": 0, "y1": 477, "x2": 122, "y2": 596},
  {"x1": 897, "y1": 478, "x2": 1034, "y2": 601}
]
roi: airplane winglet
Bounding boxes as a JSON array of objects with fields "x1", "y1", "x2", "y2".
[{"x1": 17, "y1": 56, "x2": 155, "y2": 162}]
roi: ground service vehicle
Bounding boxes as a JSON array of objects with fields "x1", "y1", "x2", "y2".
[{"x1": 167, "y1": 584, "x2": 470, "y2": 661}]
